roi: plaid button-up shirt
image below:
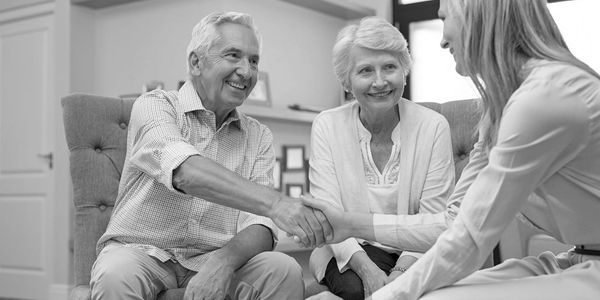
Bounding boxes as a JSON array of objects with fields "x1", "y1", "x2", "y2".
[{"x1": 97, "y1": 80, "x2": 278, "y2": 271}]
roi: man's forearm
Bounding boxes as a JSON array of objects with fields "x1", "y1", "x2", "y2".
[
  {"x1": 173, "y1": 155, "x2": 279, "y2": 217},
  {"x1": 213, "y1": 224, "x2": 274, "y2": 271}
]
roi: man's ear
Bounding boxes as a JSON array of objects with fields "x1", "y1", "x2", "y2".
[{"x1": 188, "y1": 52, "x2": 202, "y2": 76}]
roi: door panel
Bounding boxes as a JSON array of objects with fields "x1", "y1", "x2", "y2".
[{"x1": 0, "y1": 13, "x2": 53, "y2": 300}]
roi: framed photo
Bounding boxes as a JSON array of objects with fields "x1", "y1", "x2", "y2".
[
  {"x1": 246, "y1": 71, "x2": 271, "y2": 107},
  {"x1": 273, "y1": 157, "x2": 282, "y2": 191},
  {"x1": 282, "y1": 145, "x2": 305, "y2": 171},
  {"x1": 340, "y1": 88, "x2": 355, "y2": 106},
  {"x1": 286, "y1": 184, "x2": 304, "y2": 198}
]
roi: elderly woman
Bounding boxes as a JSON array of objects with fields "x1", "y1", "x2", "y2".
[{"x1": 307, "y1": 17, "x2": 456, "y2": 300}]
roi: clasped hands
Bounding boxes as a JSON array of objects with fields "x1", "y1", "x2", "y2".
[{"x1": 269, "y1": 193, "x2": 348, "y2": 248}]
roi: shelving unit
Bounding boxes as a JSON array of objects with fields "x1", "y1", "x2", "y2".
[
  {"x1": 239, "y1": 105, "x2": 317, "y2": 124},
  {"x1": 278, "y1": 0, "x2": 375, "y2": 20},
  {"x1": 72, "y1": 0, "x2": 376, "y2": 20}
]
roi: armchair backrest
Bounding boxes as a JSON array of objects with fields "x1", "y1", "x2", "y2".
[{"x1": 62, "y1": 94, "x2": 134, "y2": 286}]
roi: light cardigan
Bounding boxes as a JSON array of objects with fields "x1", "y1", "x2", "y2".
[{"x1": 308, "y1": 99, "x2": 455, "y2": 281}]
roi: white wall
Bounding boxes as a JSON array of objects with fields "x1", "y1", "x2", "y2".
[{"x1": 83, "y1": 0, "x2": 347, "y2": 112}]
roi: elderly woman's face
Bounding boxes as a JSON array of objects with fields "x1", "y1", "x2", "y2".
[{"x1": 348, "y1": 47, "x2": 405, "y2": 112}]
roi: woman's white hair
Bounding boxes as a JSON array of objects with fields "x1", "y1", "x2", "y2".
[
  {"x1": 186, "y1": 11, "x2": 261, "y2": 75},
  {"x1": 332, "y1": 16, "x2": 412, "y2": 90}
]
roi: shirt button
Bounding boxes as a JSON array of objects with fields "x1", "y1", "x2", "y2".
[
  {"x1": 98, "y1": 204, "x2": 107, "y2": 211},
  {"x1": 119, "y1": 123, "x2": 127, "y2": 129},
  {"x1": 190, "y1": 219, "x2": 198, "y2": 225}
]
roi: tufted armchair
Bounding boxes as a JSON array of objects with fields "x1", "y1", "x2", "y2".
[{"x1": 62, "y1": 94, "x2": 185, "y2": 300}]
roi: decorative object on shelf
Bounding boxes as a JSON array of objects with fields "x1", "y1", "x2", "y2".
[
  {"x1": 273, "y1": 157, "x2": 282, "y2": 191},
  {"x1": 143, "y1": 80, "x2": 164, "y2": 92},
  {"x1": 246, "y1": 71, "x2": 271, "y2": 107},
  {"x1": 282, "y1": 145, "x2": 305, "y2": 171},
  {"x1": 286, "y1": 183, "x2": 304, "y2": 198},
  {"x1": 340, "y1": 88, "x2": 355, "y2": 106},
  {"x1": 288, "y1": 103, "x2": 323, "y2": 113}
]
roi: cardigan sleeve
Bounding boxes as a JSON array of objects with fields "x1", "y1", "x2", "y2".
[{"x1": 309, "y1": 113, "x2": 366, "y2": 272}]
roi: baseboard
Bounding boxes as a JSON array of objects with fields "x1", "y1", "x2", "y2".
[{"x1": 48, "y1": 284, "x2": 71, "y2": 300}]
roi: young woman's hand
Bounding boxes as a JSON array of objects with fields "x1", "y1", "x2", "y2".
[{"x1": 300, "y1": 195, "x2": 351, "y2": 244}]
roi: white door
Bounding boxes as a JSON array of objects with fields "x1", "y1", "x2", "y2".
[{"x1": 0, "y1": 12, "x2": 54, "y2": 299}]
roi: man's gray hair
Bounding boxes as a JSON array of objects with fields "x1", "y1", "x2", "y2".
[{"x1": 186, "y1": 11, "x2": 261, "y2": 75}]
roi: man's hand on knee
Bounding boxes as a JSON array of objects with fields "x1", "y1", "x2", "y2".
[{"x1": 183, "y1": 255, "x2": 234, "y2": 300}]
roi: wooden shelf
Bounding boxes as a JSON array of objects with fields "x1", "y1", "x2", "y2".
[
  {"x1": 71, "y1": 0, "x2": 147, "y2": 9},
  {"x1": 238, "y1": 105, "x2": 316, "y2": 124},
  {"x1": 72, "y1": 0, "x2": 376, "y2": 20},
  {"x1": 279, "y1": 0, "x2": 375, "y2": 20}
]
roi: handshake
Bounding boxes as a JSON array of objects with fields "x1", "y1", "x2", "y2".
[{"x1": 268, "y1": 194, "x2": 348, "y2": 248}]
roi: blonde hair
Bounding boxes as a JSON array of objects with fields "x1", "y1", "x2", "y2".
[
  {"x1": 332, "y1": 16, "x2": 412, "y2": 90},
  {"x1": 449, "y1": 0, "x2": 600, "y2": 150},
  {"x1": 186, "y1": 11, "x2": 261, "y2": 75}
]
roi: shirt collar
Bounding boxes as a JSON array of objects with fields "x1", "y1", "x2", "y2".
[{"x1": 178, "y1": 79, "x2": 242, "y2": 129}]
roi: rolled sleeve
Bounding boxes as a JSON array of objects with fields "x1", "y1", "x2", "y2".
[
  {"x1": 128, "y1": 93, "x2": 200, "y2": 192},
  {"x1": 330, "y1": 238, "x2": 366, "y2": 272}
]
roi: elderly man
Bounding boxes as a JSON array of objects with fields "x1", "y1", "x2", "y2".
[{"x1": 89, "y1": 11, "x2": 331, "y2": 300}]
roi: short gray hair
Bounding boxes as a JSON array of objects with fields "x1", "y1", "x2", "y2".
[
  {"x1": 332, "y1": 16, "x2": 412, "y2": 89},
  {"x1": 186, "y1": 11, "x2": 261, "y2": 75}
]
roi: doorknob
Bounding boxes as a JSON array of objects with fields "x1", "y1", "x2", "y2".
[{"x1": 37, "y1": 152, "x2": 53, "y2": 169}]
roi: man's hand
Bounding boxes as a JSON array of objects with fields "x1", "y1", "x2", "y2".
[
  {"x1": 350, "y1": 252, "x2": 388, "y2": 298},
  {"x1": 183, "y1": 253, "x2": 234, "y2": 300},
  {"x1": 305, "y1": 291, "x2": 343, "y2": 300},
  {"x1": 300, "y1": 195, "x2": 350, "y2": 244},
  {"x1": 269, "y1": 195, "x2": 333, "y2": 248}
]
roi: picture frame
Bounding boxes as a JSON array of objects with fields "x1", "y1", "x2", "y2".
[
  {"x1": 282, "y1": 145, "x2": 305, "y2": 172},
  {"x1": 273, "y1": 157, "x2": 282, "y2": 191},
  {"x1": 246, "y1": 71, "x2": 271, "y2": 107},
  {"x1": 286, "y1": 183, "x2": 304, "y2": 198}
]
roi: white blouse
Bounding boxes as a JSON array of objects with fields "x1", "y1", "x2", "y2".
[{"x1": 373, "y1": 60, "x2": 600, "y2": 299}]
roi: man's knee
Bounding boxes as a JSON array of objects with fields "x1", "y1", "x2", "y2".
[
  {"x1": 255, "y1": 251, "x2": 303, "y2": 282},
  {"x1": 90, "y1": 246, "x2": 157, "y2": 299}
]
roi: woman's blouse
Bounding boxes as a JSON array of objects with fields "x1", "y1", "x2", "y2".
[{"x1": 373, "y1": 60, "x2": 600, "y2": 300}]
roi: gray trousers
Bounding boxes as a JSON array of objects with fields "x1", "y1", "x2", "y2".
[{"x1": 90, "y1": 243, "x2": 304, "y2": 300}]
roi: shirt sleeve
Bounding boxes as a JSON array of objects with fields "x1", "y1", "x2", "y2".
[
  {"x1": 237, "y1": 126, "x2": 278, "y2": 246},
  {"x1": 373, "y1": 82, "x2": 590, "y2": 300},
  {"x1": 373, "y1": 117, "x2": 456, "y2": 252},
  {"x1": 128, "y1": 92, "x2": 200, "y2": 193},
  {"x1": 309, "y1": 115, "x2": 365, "y2": 271}
]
